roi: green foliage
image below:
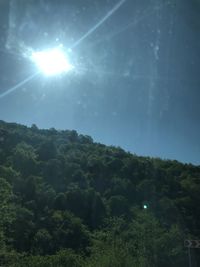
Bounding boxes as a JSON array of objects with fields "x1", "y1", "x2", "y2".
[
  {"x1": 86, "y1": 239, "x2": 135, "y2": 267},
  {"x1": 7, "y1": 249, "x2": 84, "y2": 267},
  {"x1": 0, "y1": 177, "x2": 15, "y2": 244},
  {"x1": 0, "y1": 120, "x2": 199, "y2": 266},
  {"x1": 12, "y1": 142, "x2": 37, "y2": 176},
  {"x1": 108, "y1": 195, "x2": 129, "y2": 217},
  {"x1": 33, "y1": 228, "x2": 52, "y2": 255},
  {"x1": 0, "y1": 178, "x2": 13, "y2": 223}
]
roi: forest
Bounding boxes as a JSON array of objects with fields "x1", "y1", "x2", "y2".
[{"x1": 0, "y1": 120, "x2": 200, "y2": 266}]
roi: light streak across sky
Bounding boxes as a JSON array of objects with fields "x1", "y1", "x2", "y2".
[
  {"x1": 89, "y1": 2, "x2": 170, "y2": 48},
  {"x1": 71, "y1": 0, "x2": 126, "y2": 49},
  {"x1": 0, "y1": 72, "x2": 39, "y2": 99}
]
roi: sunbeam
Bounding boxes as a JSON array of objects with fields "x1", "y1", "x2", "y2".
[
  {"x1": 87, "y1": 1, "x2": 170, "y2": 49},
  {"x1": 0, "y1": 72, "x2": 39, "y2": 99},
  {"x1": 71, "y1": 0, "x2": 126, "y2": 49}
]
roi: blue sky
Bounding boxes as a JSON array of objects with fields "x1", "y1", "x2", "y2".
[{"x1": 0, "y1": 0, "x2": 200, "y2": 164}]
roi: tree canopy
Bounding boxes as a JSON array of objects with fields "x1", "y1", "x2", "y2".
[{"x1": 0, "y1": 120, "x2": 199, "y2": 266}]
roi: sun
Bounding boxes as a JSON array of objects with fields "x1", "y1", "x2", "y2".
[{"x1": 31, "y1": 47, "x2": 73, "y2": 76}]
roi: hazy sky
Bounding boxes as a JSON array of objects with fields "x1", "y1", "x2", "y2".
[{"x1": 0, "y1": 0, "x2": 200, "y2": 164}]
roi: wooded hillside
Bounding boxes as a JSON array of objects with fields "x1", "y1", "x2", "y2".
[{"x1": 0, "y1": 120, "x2": 199, "y2": 266}]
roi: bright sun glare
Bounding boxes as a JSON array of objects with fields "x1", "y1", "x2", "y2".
[{"x1": 31, "y1": 47, "x2": 73, "y2": 76}]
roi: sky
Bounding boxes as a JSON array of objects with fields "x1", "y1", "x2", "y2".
[{"x1": 0, "y1": 0, "x2": 200, "y2": 165}]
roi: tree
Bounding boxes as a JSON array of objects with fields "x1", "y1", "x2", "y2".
[
  {"x1": 37, "y1": 140, "x2": 57, "y2": 161},
  {"x1": 11, "y1": 207, "x2": 35, "y2": 252},
  {"x1": 108, "y1": 195, "x2": 130, "y2": 217},
  {"x1": 49, "y1": 210, "x2": 90, "y2": 252},
  {"x1": 12, "y1": 142, "x2": 37, "y2": 176},
  {"x1": 33, "y1": 229, "x2": 53, "y2": 255},
  {"x1": 0, "y1": 178, "x2": 15, "y2": 250}
]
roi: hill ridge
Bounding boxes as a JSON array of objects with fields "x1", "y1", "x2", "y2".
[{"x1": 0, "y1": 120, "x2": 200, "y2": 266}]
